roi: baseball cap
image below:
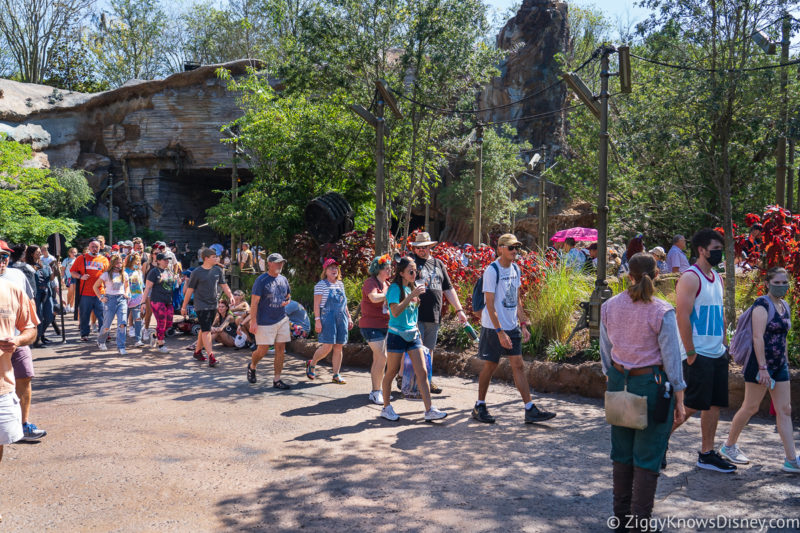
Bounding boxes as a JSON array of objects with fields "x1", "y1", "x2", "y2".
[
  {"x1": 111, "y1": 244, "x2": 120, "y2": 251},
  {"x1": 201, "y1": 248, "x2": 217, "y2": 258},
  {"x1": 322, "y1": 257, "x2": 338, "y2": 269},
  {"x1": 497, "y1": 233, "x2": 521, "y2": 248},
  {"x1": 156, "y1": 253, "x2": 168, "y2": 261},
  {"x1": 0, "y1": 240, "x2": 13, "y2": 253},
  {"x1": 267, "y1": 252, "x2": 286, "y2": 263},
  {"x1": 153, "y1": 241, "x2": 167, "y2": 249}
]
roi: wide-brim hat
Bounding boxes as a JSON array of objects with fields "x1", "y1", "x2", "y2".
[{"x1": 410, "y1": 232, "x2": 438, "y2": 247}]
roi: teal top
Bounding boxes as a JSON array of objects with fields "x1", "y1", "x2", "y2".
[{"x1": 386, "y1": 283, "x2": 418, "y2": 331}]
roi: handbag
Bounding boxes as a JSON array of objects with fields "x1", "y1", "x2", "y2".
[{"x1": 605, "y1": 369, "x2": 648, "y2": 430}]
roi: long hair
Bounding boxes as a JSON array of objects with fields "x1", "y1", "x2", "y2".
[
  {"x1": 106, "y1": 255, "x2": 123, "y2": 274},
  {"x1": 216, "y1": 299, "x2": 230, "y2": 321},
  {"x1": 392, "y1": 256, "x2": 415, "y2": 293},
  {"x1": 124, "y1": 253, "x2": 141, "y2": 271},
  {"x1": 24, "y1": 245, "x2": 39, "y2": 266},
  {"x1": 626, "y1": 236, "x2": 644, "y2": 261},
  {"x1": 627, "y1": 252, "x2": 657, "y2": 303}
]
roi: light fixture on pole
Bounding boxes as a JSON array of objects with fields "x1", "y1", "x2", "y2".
[
  {"x1": 562, "y1": 72, "x2": 600, "y2": 119},
  {"x1": 753, "y1": 30, "x2": 778, "y2": 55}
]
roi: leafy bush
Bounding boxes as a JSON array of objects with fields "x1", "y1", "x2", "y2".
[
  {"x1": 75, "y1": 216, "x2": 164, "y2": 244},
  {"x1": 545, "y1": 340, "x2": 573, "y2": 363},
  {"x1": 35, "y1": 168, "x2": 94, "y2": 217}
]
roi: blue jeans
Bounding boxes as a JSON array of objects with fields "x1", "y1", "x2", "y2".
[
  {"x1": 129, "y1": 305, "x2": 143, "y2": 340},
  {"x1": 36, "y1": 290, "x2": 54, "y2": 339},
  {"x1": 79, "y1": 295, "x2": 104, "y2": 338},
  {"x1": 99, "y1": 295, "x2": 128, "y2": 350}
]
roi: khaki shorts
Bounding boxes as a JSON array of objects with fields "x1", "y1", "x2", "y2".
[{"x1": 255, "y1": 317, "x2": 291, "y2": 346}]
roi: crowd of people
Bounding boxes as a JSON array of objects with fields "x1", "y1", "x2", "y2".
[{"x1": 0, "y1": 225, "x2": 797, "y2": 531}]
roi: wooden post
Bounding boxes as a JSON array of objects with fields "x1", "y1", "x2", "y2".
[
  {"x1": 231, "y1": 139, "x2": 240, "y2": 289},
  {"x1": 777, "y1": 11, "x2": 790, "y2": 206},
  {"x1": 375, "y1": 98, "x2": 388, "y2": 254}
]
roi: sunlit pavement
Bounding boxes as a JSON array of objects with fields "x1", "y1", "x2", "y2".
[{"x1": 3, "y1": 319, "x2": 799, "y2": 532}]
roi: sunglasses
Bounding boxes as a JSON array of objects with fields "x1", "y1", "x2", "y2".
[
  {"x1": 505, "y1": 245, "x2": 521, "y2": 251},
  {"x1": 407, "y1": 269, "x2": 417, "y2": 275},
  {"x1": 0, "y1": 254, "x2": 9, "y2": 262}
]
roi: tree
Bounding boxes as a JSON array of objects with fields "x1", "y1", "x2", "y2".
[
  {"x1": 89, "y1": 0, "x2": 168, "y2": 87},
  {"x1": 0, "y1": 0, "x2": 93, "y2": 84},
  {"x1": 208, "y1": 72, "x2": 374, "y2": 250},
  {"x1": 439, "y1": 125, "x2": 531, "y2": 239},
  {"x1": 44, "y1": 27, "x2": 109, "y2": 92},
  {"x1": 0, "y1": 137, "x2": 79, "y2": 243},
  {"x1": 35, "y1": 168, "x2": 95, "y2": 218}
]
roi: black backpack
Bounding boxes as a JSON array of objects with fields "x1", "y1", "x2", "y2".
[{"x1": 471, "y1": 261, "x2": 520, "y2": 312}]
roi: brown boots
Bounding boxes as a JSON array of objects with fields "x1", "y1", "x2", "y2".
[{"x1": 612, "y1": 461, "x2": 660, "y2": 532}]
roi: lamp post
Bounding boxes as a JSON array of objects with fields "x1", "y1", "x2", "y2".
[
  {"x1": 473, "y1": 124, "x2": 484, "y2": 248},
  {"x1": 563, "y1": 44, "x2": 631, "y2": 339}
]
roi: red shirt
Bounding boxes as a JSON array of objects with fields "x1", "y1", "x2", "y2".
[
  {"x1": 72, "y1": 253, "x2": 109, "y2": 297},
  {"x1": 359, "y1": 277, "x2": 389, "y2": 329}
]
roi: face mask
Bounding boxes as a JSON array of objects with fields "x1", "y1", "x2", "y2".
[
  {"x1": 769, "y1": 284, "x2": 789, "y2": 298},
  {"x1": 707, "y1": 249, "x2": 723, "y2": 266}
]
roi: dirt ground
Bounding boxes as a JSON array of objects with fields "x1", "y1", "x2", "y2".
[{"x1": 3, "y1": 322, "x2": 799, "y2": 532}]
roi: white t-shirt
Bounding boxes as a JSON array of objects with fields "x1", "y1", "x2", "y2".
[
  {"x1": 100, "y1": 271, "x2": 128, "y2": 296},
  {"x1": 480, "y1": 261, "x2": 520, "y2": 331}
]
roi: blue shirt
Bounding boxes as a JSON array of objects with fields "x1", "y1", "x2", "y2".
[
  {"x1": 285, "y1": 300, "x2": 311, "y2": 333},
  {"x1": 252, "y1": 273, "x2": 290, "y2": 326},
  {"x1": 386, "y1": 283, "x2": 418, "y2": 331}
]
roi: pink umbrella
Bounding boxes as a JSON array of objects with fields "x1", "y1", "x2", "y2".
[{"x1": 550, "y1": 227, "x2": 598, "y2": 242}]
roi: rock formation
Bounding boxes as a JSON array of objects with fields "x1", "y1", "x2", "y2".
[{"x1": 0, "y1": 60, "x2": 261, "y2": 246}]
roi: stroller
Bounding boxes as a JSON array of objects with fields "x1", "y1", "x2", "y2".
[{"x1": 167, "y1": 306, "x2": 201, "y2": 337}]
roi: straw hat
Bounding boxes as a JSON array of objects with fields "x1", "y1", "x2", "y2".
[{"x1": 410, "y1": 232, "x2": 438, "y2": 247}]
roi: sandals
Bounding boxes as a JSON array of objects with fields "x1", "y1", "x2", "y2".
[
  {"x1": 305, "y1": 360, "x2": 316, "y2": 379},
  {"x1": 273, "y1": 379, "x2": 291, "y2": 390},
  {"x1": 332, "y1": 374, "x2": 346, "y2": 384}
]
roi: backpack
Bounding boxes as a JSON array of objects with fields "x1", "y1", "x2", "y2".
[
  {"x1": 729, "y1": 296, "x2": 790, "y2": 368},
  {"x1": 471, "y1": 261, "x2": 520, "y2": 313}
]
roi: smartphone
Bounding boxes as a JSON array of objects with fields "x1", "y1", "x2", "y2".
[{"x1": 770, "y1": 378, "x2": 776, "y2": 390}]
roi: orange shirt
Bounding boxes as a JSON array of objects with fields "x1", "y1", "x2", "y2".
[
  {"x1": 72, "y1": 254, "x2": 109, "y2": 297},
  {"x1": 0, "y1": 278, "x2": 37, "y2": 396}
]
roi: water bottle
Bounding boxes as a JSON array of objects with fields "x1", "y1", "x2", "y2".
[{"x1": 463, "y1": 323, "x2": 479, "y2": 342}]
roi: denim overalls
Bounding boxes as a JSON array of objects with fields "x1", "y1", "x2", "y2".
[{"x1": 319, "y1": 281, "x2": 349, "y2": 345}]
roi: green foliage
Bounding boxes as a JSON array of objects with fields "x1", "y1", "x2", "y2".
[
  {"x1": 35, "y1": 168, "x2": 94, "y2": 217},
  {"x1": 74, "y1": 215, "x2": 163, "y2": 244},
  {"x1": 524, "y1": 263, "x2": 594, "y2": 345},
  {"x1": 90, "y1": 0, "x2": 168, "y2": 87},
  {"x1": 45, "y1": 32, "x2": 109, "y2": 92},
  {"x1": 440, "y1": 125, "x2": 531, "y2": 235},
  {"x1": 583, "y1": 339, "x2": 600, "y2": 362},
  {"x1": 208, "y1": 77, "x2": 373, "y2": 250},
  {"x1": 545, "y1": 340, "x2": 573, "y2": 363},
  {"x1": 0, "y1": 137, "x2": 79, "y2": 243}
]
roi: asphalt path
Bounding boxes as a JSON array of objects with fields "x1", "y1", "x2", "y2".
[{"x1": 3, "y1": 322, "x2": 799, "y2": 532}]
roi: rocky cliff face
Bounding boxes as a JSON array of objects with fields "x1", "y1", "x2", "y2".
[{"x1": 480, "y1": 0, "x2": 568, "y2": 155}]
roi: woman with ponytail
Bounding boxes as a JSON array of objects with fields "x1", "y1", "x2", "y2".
[{"x1": 600, "y1": 252, "x2": 686, "y2": 531}]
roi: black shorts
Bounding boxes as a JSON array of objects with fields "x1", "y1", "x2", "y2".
[
  {"x1": 683, "y1": 353, "x2": 729, "y2": 410},
  {"x1": 478, "y1": 327, "x2": 522, "y2": 363},
  {"x1": 196, "y1": 310, "x2": 216, "y2": 332}
]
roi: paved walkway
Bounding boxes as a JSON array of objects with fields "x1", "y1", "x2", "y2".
[{"x1": 3, "y1": 324, "x2": 799, "y2": 532}]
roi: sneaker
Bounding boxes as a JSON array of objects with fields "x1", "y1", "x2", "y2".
[
  {"x1": 140, "y1": 328, "x2": 151, "y2": 341},
  {"x1": 429, "y1": 382, "x2": 442, "y2": 394},
  {"x1": 134, "y1": 340, "x2": 145, "y2": 348},
  {"x1": 21, "y1": 422, "x2": 47, "y2": 441},
  {"x1": 208, "y1": 354, "x2": 217, "y2": 367},
  {"x1": 305, "y1": 360, "x2": 315, "y2": 379},
  {"x1": 128, "y1": 329, "x2": 136, "y2": 338},
  {"x1": 696, "y1": 450, "x2": 737, "y2": 473},
  {"x1": 158, "y1": 344, "x2": 169, "y2": 353},
  {"x1": 380, "y1": 405, "x2": 399, "y2": 421},
  {"x1": 720, "y1": 444, "x2": 750, "y2": 465},
  {"x1": 472, "y1": 403, "x2": 495, "y2": 424},
  {"x1": 273, "y1": 379, "x2": 291, "y2": 390},
  {"x1": 782, "y1": 457, "x2": 800, "y2": 473},
  {"x1": 149, "y1": 333, "x2": 157, "y2": 348},
  {"x1": 525, "y1": 403, "x2": 557, "y2": 423},
  {"x1": 246, "y1": 363, "x2": 257, "y2": 384},
  {"x1": 97, "y1": 342, "x2": 107, "y2": 351},
  {"x1": 368, "y1": 390, "x2": 384, "y2": 405},
  {"x1": 118, "y1": 348, "x2": 127, "y2": 355},
  {"x1": 332, "y1": 374, "x2": 346, "y2": 384},
  {"x1": 424, "y1": 406, "x2": 448, "y2": 421},
  {"x1": 193, "y1": 350, "x2": 207, "y2": 362}
]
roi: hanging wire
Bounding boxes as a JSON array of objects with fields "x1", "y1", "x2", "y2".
[
  {"x1": 485, "y1": 104, "x2": 583, "y2": 126},
  {"x1": 630, "y1": 52, "x2": 800, "y2": 73}
]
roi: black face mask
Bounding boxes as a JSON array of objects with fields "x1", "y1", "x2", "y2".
[{"x1": 707, "y1": 249, "x2": 723, "y2": 266}]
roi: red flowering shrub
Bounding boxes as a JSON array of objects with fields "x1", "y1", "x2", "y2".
[{"x1": 285, "y1": 228, "x2": 377, "y2": 283}]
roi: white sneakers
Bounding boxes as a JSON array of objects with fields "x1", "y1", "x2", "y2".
[
  {"x1": 424, "y1": 407, "x2": 448, "y2": 421},
  {"x1": 119, "y1": 348, "x2": 127, "y2": 355},
  {"x1": 380, "y1": 404, "x2": 448, "y2": 422},
  {"x1": 380, "y1": 405, "x2": 399, "y2": 421},
  {"x1": 720, "y1": 444, "x2": 750, "y2": 465},
  {"x1": 368, "y1": 390, "x2": 384, "y2": 405},
  {"x1": 97, "y1": 342, "x2": 107, "y2": 351},
  {"x1": 134, "y1": 341, "x2": 145, "y2": 348}
]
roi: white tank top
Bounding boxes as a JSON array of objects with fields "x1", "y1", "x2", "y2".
[{"x1": 684, "y1": 264, "x2": 726, "y2": 358}]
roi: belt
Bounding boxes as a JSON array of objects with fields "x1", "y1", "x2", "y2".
[{"x1": 613, "y1": 362, "x2": 663, "y2": 376}]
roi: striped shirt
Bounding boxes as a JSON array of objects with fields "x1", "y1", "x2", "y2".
[{"x1": 314, "y1": 279, "x2": 345, "y2": 309}]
